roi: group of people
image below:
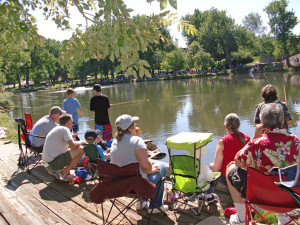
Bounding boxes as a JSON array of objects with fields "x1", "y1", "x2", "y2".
[
  {"x1": 209, "y1": 84, "x2": 298, "y2": 225},
  {"x1": 28, "y1": 83, "x2": 299, "y2": 219}
]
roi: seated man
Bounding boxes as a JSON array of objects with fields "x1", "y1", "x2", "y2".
[
  {"x1": 226, "y1": 103, "x2": 299, "y2": 225},
  {"x1": 30, "y1": 106, "x2": 66, "y2": 148},
  {"x1": 42, "y1": 113, "x2": 84, "y2": 182}
]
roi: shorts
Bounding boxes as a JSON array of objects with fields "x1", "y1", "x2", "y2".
[
  {"x1": 228, "y1": 167, "x2": 247, "y2": 198},
  {"x1": 216, "y1": 174, "x2": 227, "y2": 186},
  {"x1": 71, "y1": 123, "x2": 79, "y2": 133},
  {"x1": 45, "y1": 151, "x2": 72, "y2": 172}
]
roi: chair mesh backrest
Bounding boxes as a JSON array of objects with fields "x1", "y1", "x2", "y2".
[
  {"x1": 247, "y1": 167, "x2": 299, "y2": 213},
  {"x1": 24, "y1": 113, "x2": 33, "y2": 130},
  {"x1": 171, "y1": 155, "x2": 199, "y2": 193},
  {"x1": 84, "y1": 144, "x2": 100, "y2": 163},
  {"x1": 15, "y1": 118, "x2": 31, "y2": 147}
]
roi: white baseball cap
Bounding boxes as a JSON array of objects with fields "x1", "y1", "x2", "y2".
[{"x1": 115, "y1": 114, "x2": 139, "y2": 131}]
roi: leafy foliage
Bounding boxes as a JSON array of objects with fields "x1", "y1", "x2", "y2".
[{"x1": 264, "y1": 0, "x2": 298, "y2": 64}]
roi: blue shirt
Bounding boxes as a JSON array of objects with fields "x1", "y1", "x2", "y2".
[
  {"x1": 96, "y1": 145, "x2": 108, "y2": 161},
  {"x1": 62, "y1": 97, "x2": 81, "y2": 124}
]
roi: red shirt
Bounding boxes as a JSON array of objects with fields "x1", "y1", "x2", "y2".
[
  {"x1": 221, "y1": 132, "x2": 250, "y2": 176},
  {"x1": 236, "y1": 128, "x2": 299, "y2": 174}
]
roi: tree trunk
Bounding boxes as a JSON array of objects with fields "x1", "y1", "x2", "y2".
[
  {"x1": 18, "y1": 75, "x2": 22, "y2": 89},
  {"x1": 26, "y1": 67, "x2": 30, "y2": 87}
]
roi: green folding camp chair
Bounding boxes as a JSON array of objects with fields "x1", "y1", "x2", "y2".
[
  {"x1": 83, "y1": 143, "x2": 100, "y2": 179},
  {"x1": 166, "y1": 132, "x2": 220, "y2": 216}
]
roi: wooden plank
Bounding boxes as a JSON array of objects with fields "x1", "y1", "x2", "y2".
[
  {"x1": 0, "y1": 157, "x2": 102, "y2": 225},
  {"x1": 0, "y1": 152, "x2": 211, "y2": 225}
]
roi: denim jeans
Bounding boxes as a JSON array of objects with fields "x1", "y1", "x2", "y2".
[{"x1": 147, "y1": 162, "x2": 166, "y2": 209}]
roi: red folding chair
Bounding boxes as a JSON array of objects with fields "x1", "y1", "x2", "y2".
[
  {"x1": 245, "y1": 167, "x2": 300, "y2": 225},
  {"x1": 20, "y1": 113, "x2": 34, "y2": 141}
]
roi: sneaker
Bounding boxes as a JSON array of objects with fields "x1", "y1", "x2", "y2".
[
  {"x1": 148, "y1": 205, "x2": 168, "y2": 214},
  {"x1": 198, "y1": 193, "x2": 218, "y2": 203},
  {"x1": 136, "y1": 201, "x2": 148, "y2": 210},
  {"x1": 58, "y1": 172, "x2": 74, "y2": 183},
  {"x1": 230, "y1": 213, "x2": 245, "y2": 225}
]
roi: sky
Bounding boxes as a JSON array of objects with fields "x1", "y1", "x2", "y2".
[{"x1": 35, "y1": 0, "x2": 300, "y2": 47}]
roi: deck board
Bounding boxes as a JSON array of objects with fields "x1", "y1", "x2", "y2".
[{"x1": 0, "y1": 142, "x2": 230, "y2": 224}]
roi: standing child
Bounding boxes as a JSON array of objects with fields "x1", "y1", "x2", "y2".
[
  {"x1": 90, "y1": 84, "x2": 113, "y2": 141},
  {"x1": 62, "y1": 88, "x2": 83, "y2": 136}
]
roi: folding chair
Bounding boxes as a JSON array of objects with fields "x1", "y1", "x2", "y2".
[
  {"x1": 89, "y1": 160, "x2": 166, "y2": 224},
  {"x1": 15, "y1": 118, "x2": 45, "y2": 172},
  {"x1": 166, "y1": 132, "x2": 220, "y2": 216},
  {"x1": 83, "y1": 143, "x2": 100, "y2": 179},
  {"x1": 275, "y1": 156, "x2": 300, "y2": 207},
  {"x1": 245, "y1": 167, "x2": 300, "y2": 225}
]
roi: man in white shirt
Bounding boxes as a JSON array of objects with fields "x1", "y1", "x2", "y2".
[{"x1": 42, "y1": 113, "x2": 84, "y2": 182}]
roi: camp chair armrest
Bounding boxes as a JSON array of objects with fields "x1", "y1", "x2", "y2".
[{"x1": 28, "y1": 134, "x2": 46, "y2": 139}]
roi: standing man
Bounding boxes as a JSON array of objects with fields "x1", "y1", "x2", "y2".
[
  {"x1": 30, "y1": 106, "x2": 66, "y2": 149},
  {"x1": 42, "y1": 113, "x2": 84, "y2": 182},
  {"x1": 62, "y1": 88, "x2": 83, "y2": 136},
  {"x1": 90, "y1": 84, "x2": 112, "y2": 140}
]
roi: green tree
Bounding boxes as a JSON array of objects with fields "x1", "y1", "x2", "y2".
[
  {"x1": 194, "y1": 51, "x2": 214, "y2": 70},
  {"x1": 264, "y1": 0, "x2": 298, "y2": 67},
  {"x1": 30, "y1": 43, "x2": 57, "y2": 84},
  {"x1": 242, "y1": 12, "x2": 266, "y2": 35},
  {"x1": 187, "y1": 41, "x2": 202, "y2": 68},
  {"x1": 161, "y1": 48, "x2": 187, "y2": 72},
  {"x1": 184, "y1": 8, "x2": 238, "y2": 66}
]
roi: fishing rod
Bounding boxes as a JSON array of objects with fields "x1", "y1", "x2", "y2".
[
  {"x1": 283, "y1": 85, "x2": 287, "y2": 106},
  {"x1": 111, "y1": 99, "x2": 150, "y2": 106}
]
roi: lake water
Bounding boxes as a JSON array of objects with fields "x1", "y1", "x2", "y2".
[{"x1": 10, "y1": 72, "x2": 300, "y2": 165}]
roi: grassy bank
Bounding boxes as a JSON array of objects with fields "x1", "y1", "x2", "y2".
[
  {"x1": 0, "y1": 92, "x2": 17, "y2": 143},
  {"x1": 0, "y1": 112, "x2": 18, "y2": 143}
]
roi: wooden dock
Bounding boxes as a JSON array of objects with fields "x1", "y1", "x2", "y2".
[{"x1": 0, "y1": 141, "x2": 232, "y2": 224}]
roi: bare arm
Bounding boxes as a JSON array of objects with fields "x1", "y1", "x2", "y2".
[
  {"x1": 78, "y1": 108, "x2": 83, "y2": 116},
  {"x1": 209, "y1": 139, "x2": 224, "y2": 172},
  {"x1": 136, "y1": 148, "x2": 159, "y2": 174},
  {"x1": 67, "y1": 139, "x2": 82, "y2": 150}
]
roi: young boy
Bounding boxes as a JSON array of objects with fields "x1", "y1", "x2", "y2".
[
  {"x1": 84, "y1": 129, "x2": 110, "y2": 161},
  {"x1": 62, "y1": 88, "x2": 83, "y2": 136}
]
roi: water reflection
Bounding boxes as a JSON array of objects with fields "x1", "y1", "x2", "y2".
[{"x1": 10, "y1": 72, "x2": 300, "y2": 164}]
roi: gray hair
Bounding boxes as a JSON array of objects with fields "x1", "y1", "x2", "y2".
[
  {"x1": 260, "y1": 103, "x2": 284, "y2": 129},
  {"x1": 224, "y1": 113, "x2": 246, "y2": 144}
]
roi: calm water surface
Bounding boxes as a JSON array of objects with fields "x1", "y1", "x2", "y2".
[{"x1": 10, "y1": 72, "x2": 300, "y2": 164}]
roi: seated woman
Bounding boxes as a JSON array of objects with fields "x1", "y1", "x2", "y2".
[
  {"x1": 209, "y1": 113, "x2": 250, "y2": 186},
  {"x1": 110, "y1": 114, "x2": 168, "y2": 214}
]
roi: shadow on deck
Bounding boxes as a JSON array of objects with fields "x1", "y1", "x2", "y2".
[{"x1": 0, "y1": 142, "x2": 231, "y2": 224}]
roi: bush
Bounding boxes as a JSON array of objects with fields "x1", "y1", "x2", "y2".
[{"x1": 231, "y1": 49, "x2": 254, "y2": 65}]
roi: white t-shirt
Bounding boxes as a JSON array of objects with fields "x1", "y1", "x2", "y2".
[
  {"x1": 42, "y1": 126, "x2": 73, "y2": 163},
  {"x1": 110, "y1": 134, "x2": 147, "y2": 178}
]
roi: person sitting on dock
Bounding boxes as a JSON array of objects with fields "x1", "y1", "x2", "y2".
[
  {"x1": 254, "y1": 84, "x2": 293, "y2": 129},
  {"x1": 110, "y1": 114, "x2": 168, "y2": 214},
  {"x1": 42, "y1": 113, "x2": 84, "y2": 182},
  {"x1": 209, "y1": 113, "x2": 250, "y2": 186},
  {"x1": 84, "y1": 129, "x2": 110, "y2": 162},
  {"x1": 226, "y1": 103, "x2": 299, "y2": 225},
  {"x1": 30, "y1": 106, "x2": 65, "y2": 148}
]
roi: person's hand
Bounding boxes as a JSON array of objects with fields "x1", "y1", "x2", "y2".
[
  {"x1": 253, "y1": 124, "x2": 265, "y2": 139},
  {"x1": 209, "y1": 163, "x2": 214, "y2": 170},
  {"x1": 80, "y1": 112, "x2": 83, "y2": 116},
  {"x1": 135, "y1": 127, "x2": 141, "y2": 136},
  {"x1": 151, "y1": 165, "x2": 160, "y2": 174}
]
